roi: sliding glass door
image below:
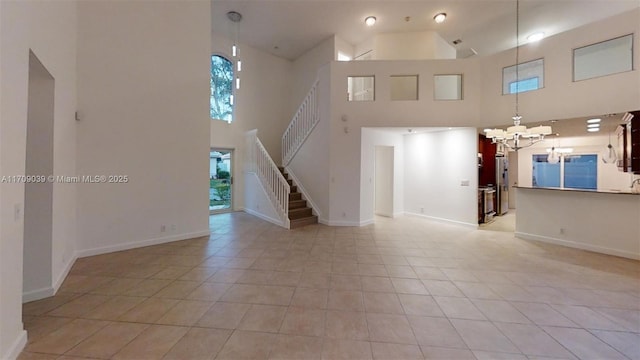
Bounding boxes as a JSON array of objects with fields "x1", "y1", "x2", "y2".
[{"x1": 210, "y1": 149, "x2": 233, "y2": 214}]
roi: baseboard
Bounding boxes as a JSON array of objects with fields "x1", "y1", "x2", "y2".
[
  {"x1": 22, "y1": 286, "x2": 54, "y2": 303},
  {"x1": 244, "y1": 208, "x2": 287, "y2": 228},
  {"x1": 23, "y1": 251, "x2": 79, "y2": 303},
  {"x1": 359, "y1": 218, "x2": 375, "y2": 226},
  {"x1": 53, "y1": 252, "x2": 78, "y2": 294},
  {"x1": 284, "y1": 167, "x2": 322, "y2": 219},
  {"x1": 3, "y1": 329, "x2": 27, "y2": 360},
  {"x1": 404, "y1": 212, "x2": 478, "y2": 229},
  {"x1": 515, "y1": 232, "x2": 640, "y2": 260},
  {"x1": 76, "y1": 230, "x2": 211, "y2": 258}
]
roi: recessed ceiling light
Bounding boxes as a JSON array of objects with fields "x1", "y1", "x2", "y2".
[
  {"x1": 433, "y1": 13, "x2": 447, "y2": 24},
  {"x1": 587, "y1": 128, "x2": 600, "y2": 132},
  {"x1": 365, "y1": 16, "x2": 376, "y2": 26},
  {"x1": 587, "y1": 118, "x2": 601, "y2": 123},
  {"x1": 527, "y1": 32, "x2": 545, "y2": 42},
  {"x1": 587, "y1": 124, "x2": 600, "y2": 128}
]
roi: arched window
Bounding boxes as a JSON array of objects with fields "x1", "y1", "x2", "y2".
[{"x1": 210, "y1": 55, "x2": 234, "y2": 122}]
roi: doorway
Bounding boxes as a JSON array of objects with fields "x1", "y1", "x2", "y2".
[
  {"x1": 210, "y1": 149, "x2": 233, "y2": 214},
  {"x1": 508, "y1": 151, "x2": 518, "y2": 209},
  {"x1": 23, "y1": 50, "x2": 55, "y2": 300},
  {"x1": 374, "y1": 146, "x2": 394, "y2": 217}
]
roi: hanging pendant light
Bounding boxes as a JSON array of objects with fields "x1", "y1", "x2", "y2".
[
  {"x1": 227, "y1": 11, "x2": 242, "y2": 56},
  {"x1": 601, "y1": 123, "x2": 617, "y2": 164},
  {"x1": 227, "y1": 11, "x2": 242, "y2": 89},
  {"x1": 547, "y1": 147, "x2": 560, "y2": 164},
  {"x1": 484, "y1": 0, "x2": 551, "y2": 151}
]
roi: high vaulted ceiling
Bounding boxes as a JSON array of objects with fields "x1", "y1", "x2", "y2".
[{"x1": 211, "y1": 0, "x2": 639, "y2": 61}]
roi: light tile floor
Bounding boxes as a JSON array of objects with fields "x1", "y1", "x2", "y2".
[{"x1": 19, "y1": 212, "x2": 640, "y2": 359}]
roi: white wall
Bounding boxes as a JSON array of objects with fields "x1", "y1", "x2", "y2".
[
  {"x1": 326, "y1": 59, "x2": 482, "y2": 225},
  {"x1": 516, "y1": 187, "x2": 640, "y2": 260},
  {"x1": 374, "y1": 31, "x2": 456, "y2": 60},
  {"x1": 76, "y1": 1, "x2": 211, "y2": 255},
  {"x1": 355, "y1": 37, "x2": 375, "y2": 60},
  {"x1": 243, "y1": 172, "x2": 285, "y2": 227},
  {"x1": 290, "y1": 36, "x2": 335, "y2": 115},
  {"x1": 23, "y1": 51, "x2": 55, "y2": 299},
  {"x1": 210, "y1": 33, "x2": 292, "y2": 211},
  {"x1": 517, "y1": 134, "x2": 637, "y2": 191},
  {"x1": 360, "y1": 128, "x2": 404, "y2": 223},
  {"x1": 0, "y1": 0, "x2": 77, "y2": 358},
  {"x1": 480, "y1": 8, "x2": 640, "y2": 127},
  {"x1": 335, "y1": 35, "x2": 355, "y2": 61},
  {"x1": 403, "y1": 129, "x2": 479, "y2": 226},
  {"x1": 287, "y1": 66, "x2": 331, "y2": 223}
]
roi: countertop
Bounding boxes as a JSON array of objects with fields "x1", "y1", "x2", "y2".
[{"x1": 514, "y1": 185, "x2": 640, "y2": 195}]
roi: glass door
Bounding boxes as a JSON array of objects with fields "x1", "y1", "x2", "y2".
[{"x1": 210, "y1": 149, "x2": 233, "y2": 214}]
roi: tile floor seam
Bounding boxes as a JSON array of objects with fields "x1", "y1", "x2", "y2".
[{"x1": 19, "y1": 213, "x2": 640, "y2": 360}]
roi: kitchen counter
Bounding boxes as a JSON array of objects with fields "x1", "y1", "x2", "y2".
[
  {"x1": 515, "y1": 187, "x2": 640, "y2": 260},
  {"x1": 514, "y1": 185, "x2": 640, "y2": 195}
]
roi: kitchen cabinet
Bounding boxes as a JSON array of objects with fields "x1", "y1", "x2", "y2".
[{"x1": 617, "y1": 111, "x2": 640, "y2": 174}]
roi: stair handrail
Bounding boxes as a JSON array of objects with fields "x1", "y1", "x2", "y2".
[
  {"x1": 247, "y1": 130, "x2": 290, "y2": 227},
  {"x1": 282, "y1": 80, "x2": 320, "y2": 166}
]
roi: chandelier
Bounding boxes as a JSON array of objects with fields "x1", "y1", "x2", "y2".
[{"x1": 484, "y1": 0, "x2": 552, "y2": 151}]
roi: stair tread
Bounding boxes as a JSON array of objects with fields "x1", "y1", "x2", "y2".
[{"x1": 289, "y1": 207, "x2": 312, "y2": 213}]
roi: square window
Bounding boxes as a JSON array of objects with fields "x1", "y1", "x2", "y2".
[
  {"x1": 348, "y1": 76, "x2": 375, "y2": 101},
  {"x1": 390, "y1": 75, "x2": 418, "y2": 101},
  {"x1": 434, "y1": 74, "x2": 463, "y2": 100}
]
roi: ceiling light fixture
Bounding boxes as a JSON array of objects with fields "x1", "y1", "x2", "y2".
[
  {"x1": 587, "y1": 128, "x2": 600, "y2": 132},
  {"x1": 587, "y1": 118, "x2": 601, "y2": 123},
  {"x1": 227, "y1": 11, "x2": 242, "y2": 90},
  {"x1": 587, "y1": 124, "x2": 600, "y2": 128},
  {"x1": 365, "y1": 16, "x2": 376, "y2": 26},
  {"x1": 433, "y1": 13, "x2": 447, "y2": 23},
  {"x1": 527, "y1": 32, "x2": 545, "y2": 42},
  {"x1": 484, "y1": 0, "x2": 551, "y2": 151}
]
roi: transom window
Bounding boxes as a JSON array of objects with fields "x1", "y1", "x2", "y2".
[
  {"x1": 503, "y1": 58, "x2": 544, "y2": 94},
  {"x1": 210, "y1": 55, "x2": 234, "y2": 122}
]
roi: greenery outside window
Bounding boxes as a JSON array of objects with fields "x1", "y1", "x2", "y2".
[{"x1": 211, "y1": 55, "x2": 234, "y2": 122}]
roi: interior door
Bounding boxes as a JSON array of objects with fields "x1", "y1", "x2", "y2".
[
  {"x1": 374, "y1": 146, "x2": 394, "y2": 217},
  {"x1": 210, "y1": 149, "x2": 233, "y2": 214}
]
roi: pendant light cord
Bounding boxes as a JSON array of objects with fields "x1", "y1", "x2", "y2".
[{"x1": 515, "y1": 0, "x2": 520, "y2": 119}]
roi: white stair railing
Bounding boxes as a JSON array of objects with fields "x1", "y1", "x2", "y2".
[
  {"x1": 247, "y1": 130, "x2": 290, "y2": 227},
  {"x1": 282, "y1": 80, "x2": 320, "y2": 166}
]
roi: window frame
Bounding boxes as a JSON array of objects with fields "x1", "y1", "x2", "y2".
[
  {"x1": 572, "y1": 33, "x2": 634, "y2": 82},
  {"x1": 433, "y1": 73, "x2": 463, "y2": 101},
  {"x1": 347, "y1": 75, "x2": 376, "y2": 102},
  {"x1": 502, "y1": 58, "x2": 545, "y2": 95},
  {"x1": 532, "y1": 152, "x2": 598, "y2": 190}
]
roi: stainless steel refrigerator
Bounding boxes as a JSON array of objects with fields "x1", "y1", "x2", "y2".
[{"x1": 495, "y1": 156, "x2": 509, "y2": 215}]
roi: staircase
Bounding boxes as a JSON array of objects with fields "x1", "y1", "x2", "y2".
[{"x1": 279, "y1": 167, "x2": 318, "y2": 229}]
